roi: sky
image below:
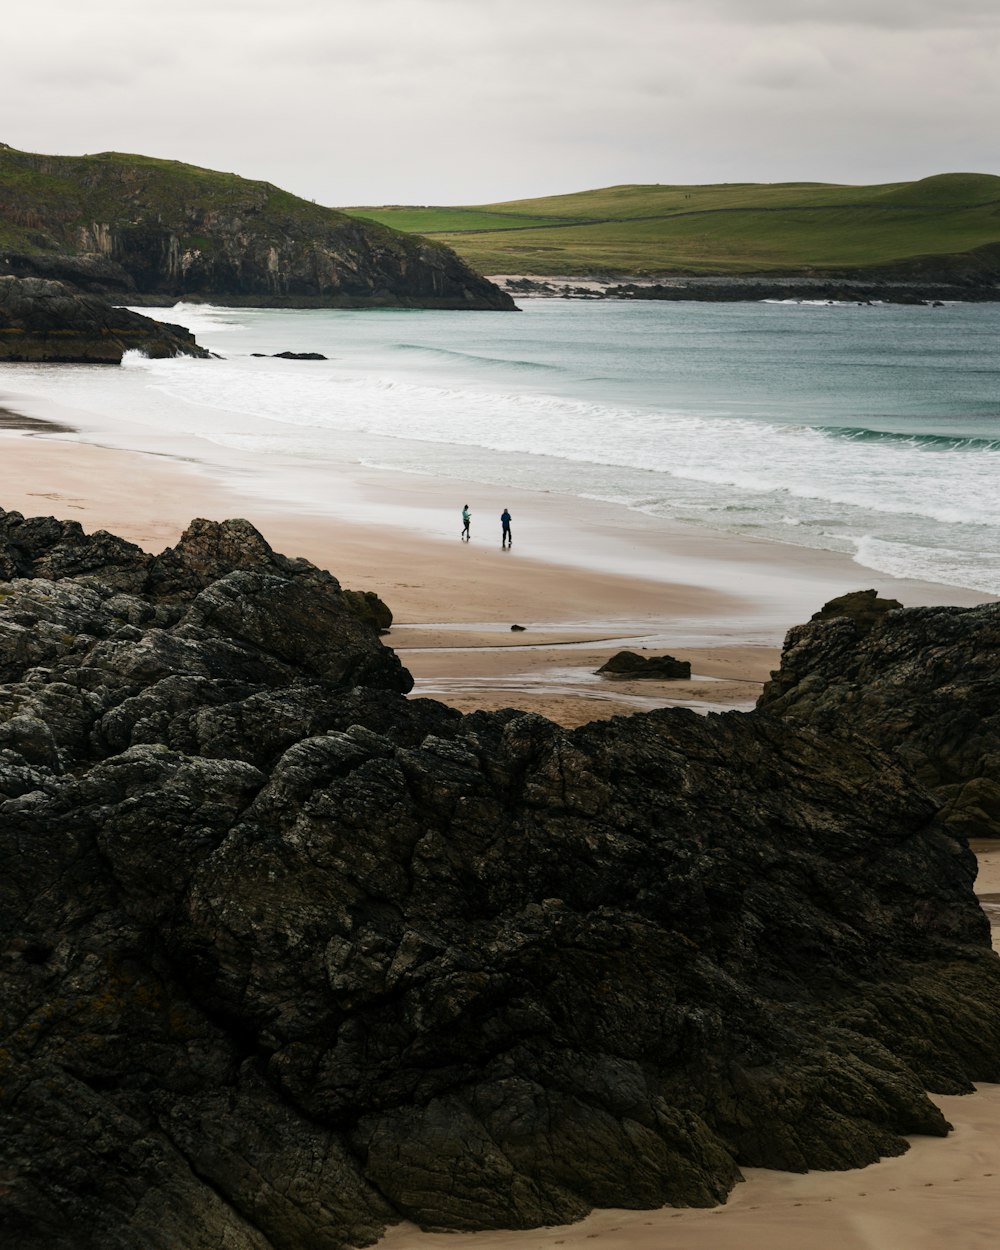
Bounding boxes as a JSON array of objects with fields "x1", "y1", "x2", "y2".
[{"x1": 4, "y1": 0, "x2": 999, "y2": 207}]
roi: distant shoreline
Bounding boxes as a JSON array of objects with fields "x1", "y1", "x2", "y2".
[{"x1": 487, "y1": 272, "x2": 1000, "y2": 304}]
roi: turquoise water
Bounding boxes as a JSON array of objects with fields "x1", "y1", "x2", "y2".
[{"x1": 3, "y1": 298, "x2": 999, "y2": 593}]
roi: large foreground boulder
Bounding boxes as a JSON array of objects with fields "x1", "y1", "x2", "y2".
[
  {"x1": 758, "y1": 589, "x2": 1000, "y2": 838},
  {"x1": 0, "y1": 275, "x2": 209, "y2": 362},
  {"x1": 1, "y1": 534, "x2": 999, "y2": 1249}
]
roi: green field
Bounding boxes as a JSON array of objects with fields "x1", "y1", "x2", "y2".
[{"x1": 342, "y1": 174, "x2": 1000, "y2": 276}]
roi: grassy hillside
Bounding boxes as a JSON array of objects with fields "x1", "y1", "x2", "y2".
[
  {"x1": 0, "y1": 144, "x2": 365, "y2": 254},
  {"x1": 0, "y1": 144, "x2": 513, "y2": 308},
  {"x1": 342, "y1": 175, "x2": 1000, "y2": 277}
]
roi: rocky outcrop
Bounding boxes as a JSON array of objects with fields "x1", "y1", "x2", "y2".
[
  {"x1": 758, "y1": 590, "x2": 1000, "y2": 838},
  {"x1": 2, "y1": 528, "x2": 999, "y2": 1250},
  {"x1": 597, "y1": 650, "x2": 692, "y2": 678},
  {"x1": 0, "y1": 275, "x2": 209, "y2": 362},
  {"x1": 251, "y1": 350, "x2": 329, "y2": 360},
  {"x1": 0, "y1": 144, "x2": 516, "y2": 310},
  {"x1": 500, "y1": 275, "x2": 1000, "y2": 304}
]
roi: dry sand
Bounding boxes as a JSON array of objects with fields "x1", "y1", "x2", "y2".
[{"x1": 2, "y1": 405, "x2": 1000, "y2": 1246}]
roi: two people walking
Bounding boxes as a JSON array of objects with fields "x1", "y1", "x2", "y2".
[{"x1": 460, "y1": 503, "x2": 512, "y2": 547}]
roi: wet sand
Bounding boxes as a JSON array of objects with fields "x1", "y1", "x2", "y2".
[{"x1": 0, "y1": 399, "x2": 991, "y2": 727}]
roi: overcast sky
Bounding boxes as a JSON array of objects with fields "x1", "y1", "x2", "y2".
[{"x1": 5, "y1": 0, "x2": 998, "y2": 207}]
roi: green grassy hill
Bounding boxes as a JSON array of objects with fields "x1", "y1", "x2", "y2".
[
  {"x1": 341, "y1": 175, "x2": 1000, "y2": 277},
  {"x1": 0, "y1": 144, "x2": 513, "y2": 308}
]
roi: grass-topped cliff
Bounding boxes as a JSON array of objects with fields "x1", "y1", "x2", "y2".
[
  {"x1": 0, "y1": 144, "x2": 514, "y2": 309},
  {"x1": 342, "y1": 174, "x2": 1000, "y2": 281}
]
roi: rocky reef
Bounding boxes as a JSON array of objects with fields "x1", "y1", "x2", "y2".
[
  {"x1": 1, "y1": 520, "x2": 999, "y2": 1250},
  {"x1": 0, "y1": 144, "x2": 515, "y2": 310},
  {"x1": 758, "y1": 588, "x2": 1000, "y2": 838},
  {"x1": 0, "y1": 275, "x2": 209, "y2": 363}
]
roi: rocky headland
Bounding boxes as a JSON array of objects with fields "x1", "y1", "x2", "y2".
[
  {"x1": 1, "y1": 516, "x2": 999, "y2": 1250},
  {"x1": 0, "y1": 144, "x2": 515, "y2": 311},
  {"x1": 0, "y1": 275, "x2": 209, "y2": 363},
  {"x1": 498, "y1": 274, "x2": 999, "y2": 305}
]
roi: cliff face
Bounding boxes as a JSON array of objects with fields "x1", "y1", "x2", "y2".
[
  {"x1": 0, "y1": 275, "x2": 209, "y2": 362},
  {"x1": 1, "y1": 522, "x2": 999, "y2": 1250},
  {"x1": 0, "y1": 145, "x2": 516, "y2": 310}
]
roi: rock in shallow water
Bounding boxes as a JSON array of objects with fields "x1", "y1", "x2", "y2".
[{"x1": 0, "y1": 521, "x2": 998, "y2": 1250}]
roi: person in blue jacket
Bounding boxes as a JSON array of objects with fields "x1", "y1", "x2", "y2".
[{"x1": 500, "y1": 507, "x2": 512, "y2": 548}]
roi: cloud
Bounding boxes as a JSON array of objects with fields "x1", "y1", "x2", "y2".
[
  {"x1": 682, "y1": 0, "x2": 1000, "y2": 30},
  {"x1": 1, "y1": 0, "x2": 998, "y2": 203}
]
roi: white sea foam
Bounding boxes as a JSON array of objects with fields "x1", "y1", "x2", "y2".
[
  {"x1": 6, "y1": 300, "x2": 1000, "y2": 595},
  {"x1": 136, "y1": 357, "x2": 1000, "y2": 534},
  {"x1": 851, "y1": 535, "x2": 1000, "y2": 595}
]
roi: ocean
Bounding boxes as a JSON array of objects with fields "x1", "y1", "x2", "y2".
[{"x1": 2, "y1": 297, "x2": 999, "y2": 595}]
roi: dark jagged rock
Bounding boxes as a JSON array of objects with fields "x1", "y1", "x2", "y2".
[
  {"x1": 597, "y1": 650, "x2": 692, "y2": 679},
  {"x1": 0, "y1": 275, "x2": 209, "y2": 363},
  {"x1": 341, "y1": 588, "x2": 394, "y2": 633},
  {"x1": 758, "y1": 591, "x2": 1000, "y2": 837},
  {"x1": 251, "y1": 351, "x2": 329, "y2": 360},
  {"x1": 0, "y1": 144, "x2": 516, "y2": 311},
  {"x1": 809, "y1": 587, "x2": 904, "y2": 632},
  {"x1": 2, "y1": 529, "x2": 999, "y2": 1250}
]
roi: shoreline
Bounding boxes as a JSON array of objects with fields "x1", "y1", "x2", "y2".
[
  {"x1": 1, "y1": 396, "x2": 994, "y2": 725},
  {"x1": 487, "y1": 272, "x2": 1000, "y2": 304}
]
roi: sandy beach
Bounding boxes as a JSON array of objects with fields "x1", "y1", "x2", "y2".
[
  {"x1": 2, "y1": 399, "x2": 1000, "y2": 1247},
  {"x1": 0, "y1": 402, "x2": 992, "y2": 727}
]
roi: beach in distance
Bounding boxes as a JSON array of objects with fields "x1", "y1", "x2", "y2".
[{"x1": 2, "y1": 296, "x2": 1000, "y2": 1248}]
